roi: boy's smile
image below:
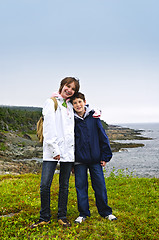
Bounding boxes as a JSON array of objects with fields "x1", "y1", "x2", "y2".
[{"x1": 72, "y1": 98, "x2": 86, "y2": 117}]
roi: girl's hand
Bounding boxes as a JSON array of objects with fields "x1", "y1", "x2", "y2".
[
  {"x1": 71, "y1": 166, "x2": 75, "y2": 174},
  {"x1": 100, "y1": 161, "x2": 106, "y2": 167},
  {"x1": 53, "y1": 155, "x2": 60, "y2": 160}
]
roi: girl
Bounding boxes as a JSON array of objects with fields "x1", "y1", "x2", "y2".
[{"x1": 30, "y1": 77, "x2": 80, "y2": 228}]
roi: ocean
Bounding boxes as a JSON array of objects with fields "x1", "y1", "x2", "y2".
[{"x1": 105, "y1": 123, "x2": 159, "y2": 178}]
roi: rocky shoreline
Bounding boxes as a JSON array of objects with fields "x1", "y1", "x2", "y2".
[
  {"x1": 106, "y1": 125, "x2": 150, "y2": 152},
  {"x1": 0, "y1": 131, "x2": 43, "y2": 175},
  {"x1": 0, "y1": 125, "x2": 151, "y2": 175}
]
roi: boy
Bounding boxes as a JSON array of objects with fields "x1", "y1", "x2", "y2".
[{"x1": 71, "y1": 92, "x2": 117, "y2": 223}]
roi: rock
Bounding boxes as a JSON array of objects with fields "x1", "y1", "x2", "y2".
[
  {"x1": 119, "y1": 148, "x2": 128, "y2": 152},
  {"x1": 106, "y1": 125, "x2": 152, "y2": 141},
  {"x1": 23, "y1": 134, "x2": 32, "y2": 140}
]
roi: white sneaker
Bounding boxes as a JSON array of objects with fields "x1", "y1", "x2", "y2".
[
  {"x1": 105, "y1": 214, "x2": 117, "y2": 221},
  {"x1": 75, "y1": 216, "x2": 86, "y2": 223}
]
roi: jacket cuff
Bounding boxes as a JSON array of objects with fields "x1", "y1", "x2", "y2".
[{"x1": 52, "y1": 148, "x2": 60, "y2": 158}]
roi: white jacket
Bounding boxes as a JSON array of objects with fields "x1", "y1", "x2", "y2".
[{"x1": 42, "y1": 97, "x2": 74, "y2": 162}]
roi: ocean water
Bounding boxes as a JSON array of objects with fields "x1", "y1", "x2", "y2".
[{"x1": 105, "y1": 123, "x2": 159, "y2": 178}]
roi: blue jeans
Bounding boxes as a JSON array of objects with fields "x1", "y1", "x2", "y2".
[
  {"x1": 40, "y1": 161, "x2": 72, "y2": 221},
  {"x1": 74, "y1": 163, "x2": 112, "y2": 218}
]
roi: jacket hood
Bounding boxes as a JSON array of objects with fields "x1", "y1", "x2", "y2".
[
  {"x1": 74, "y1": 104, "x2": 101, "y2": 120},
  {"x1": 51, "y1": 92, "x2": 71, "y2": 109},
  {"x1": 74, "y1": 104, "x2": 93, "y2": 120},
  {"x1": 52, "y1": 91, "x2": 71, "y2": 101}
]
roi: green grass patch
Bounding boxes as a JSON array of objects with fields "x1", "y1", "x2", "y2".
[
  {"x1": 17, "y1": 132, "x2": 38, "y2": 141},
  {"x1": 0, "y1": 173, "x2": 158, "y2": 239},
  {"x1": 28, "y1": 133, "x2": 39, "y2": 141},
  {"x1": 0, "y1": 142, "x2": 8, "y2": 151}
]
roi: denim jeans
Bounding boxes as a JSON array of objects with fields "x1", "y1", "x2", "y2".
[
  {"x1": 40, "y1": 161, "x2": 72, "y2": 221},
  {"x1": 74, "y1": 163, "x2": 112, "y2": 218}
]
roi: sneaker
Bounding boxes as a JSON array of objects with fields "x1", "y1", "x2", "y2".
[
  {"x1": 105, "y1": 214, "x2": 117, "y2": 221},
  {"x1": 75, "y1": 216, "x2": 86, "y2": 224},
  {"x1": 30, "y1": 220, "x2": 51, "y2": 229},
  {"x1": 58, "y1": 218, "x2": 71, "y2": 227}
]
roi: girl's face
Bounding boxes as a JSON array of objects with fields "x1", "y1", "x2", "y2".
[{"x1": 60, "y1": 81, "x2": 76, "y2": 99}]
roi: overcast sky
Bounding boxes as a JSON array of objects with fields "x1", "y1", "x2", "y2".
[{"x1": 0, "y1": 0, "x2": 159, "y2": 124}]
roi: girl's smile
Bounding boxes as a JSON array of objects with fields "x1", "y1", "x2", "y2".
[{"x1": 60, "y1": 82, "x2": 76, "y2": 99}]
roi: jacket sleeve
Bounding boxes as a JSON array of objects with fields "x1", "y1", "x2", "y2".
[
  {"x1": 43, "y1": 99, "x2": 60, "y2": 158},
  {"x1": 96, "y1": 119, "x2": 112, "y2": 162}
]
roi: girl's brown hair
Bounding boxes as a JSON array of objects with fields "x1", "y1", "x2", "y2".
[{"x1": 59, "y1": 77, "x2": 80, "y2": 94}]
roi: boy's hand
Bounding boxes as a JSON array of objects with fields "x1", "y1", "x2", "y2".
[
  {"x1": 53, "y1": 155, "x2": 60, "y2": 160},
  {"x1": 100, "y1": 161, "x2": 106, "y2": 167}
]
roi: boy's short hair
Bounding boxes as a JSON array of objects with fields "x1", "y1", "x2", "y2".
[{"x1": 70, "y1": 92, "x2": 85, "y2": 103}]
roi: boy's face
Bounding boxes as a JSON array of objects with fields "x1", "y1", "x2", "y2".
[{"x1": 72, "y1": 98, "x2": 86, "y2": 116}]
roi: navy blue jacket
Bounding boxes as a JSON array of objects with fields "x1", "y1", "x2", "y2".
[{"x1": 74, "y1": 106, "x2": 112, "y2": 164}]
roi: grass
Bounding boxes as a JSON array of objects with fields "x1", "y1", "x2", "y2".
[{"x1": 0, "y1": 173, "x2": 158, "y2": 240}]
